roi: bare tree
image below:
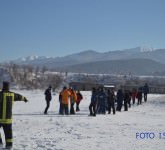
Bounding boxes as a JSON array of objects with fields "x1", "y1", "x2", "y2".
[
  {"x1": 41, "y1": 66, "x2": 47, "y2": 75},
  {"x1": 35, "y1": 66, "x2": 40, "y2": 78}
]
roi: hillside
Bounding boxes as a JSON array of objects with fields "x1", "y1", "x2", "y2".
[
  {"x1": 5, "y1": 47, "x2": 165, "y2": 75},
  {"x1": 61, "y1": 58, "x2": 165, "y2": 75},
  {"x1": 8, "y1": 47, "x2": 165, "y2": 66}
]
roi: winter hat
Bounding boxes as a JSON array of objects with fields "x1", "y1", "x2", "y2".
[
  {"x1": 63, "y1": 86, "x2": 67, "y2": 90},
  {"x1": 3, "y1": 81, "x2": 10, "y2": 91}
]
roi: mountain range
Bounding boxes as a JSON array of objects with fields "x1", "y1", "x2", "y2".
[{"x1": 7, "y1": 47, "x2": 165, "y2": 75}]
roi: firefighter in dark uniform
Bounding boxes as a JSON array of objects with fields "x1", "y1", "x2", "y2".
[{"x1": 0, "y1": 81, "x2": 28, "y2": 148}]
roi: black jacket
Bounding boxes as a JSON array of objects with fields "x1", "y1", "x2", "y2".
[
  {"x1": 0, "y1": 90, "x2": 26, "y2": 124},
  {"x1": 45, "y1": 88, "x2": 52, "y2": 101},
  {"x1": 117, "y1": 89, "x2": 124, "y2": 104}
]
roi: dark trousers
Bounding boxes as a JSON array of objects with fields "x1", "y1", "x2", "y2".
[
  {"x1": 108, "y1": 102, "x2": 115, "y2": 114},
  {"x1": 132, "y1": 98, "x2": 135, "y2": 104},
  {"x1": 70, "y1": 103, "x2": 75, "y2": 114},
  {"x1": 76, "y1": 102, "x2": 80, "y2": 111},
  {"x1": 0, "y1": 124, "x2": 13, "y2": 147},
  {"x1": 128, "y1": 99, "x2": 131, "y2": 108},
  {"x1": 124, "y1": 101, "x2": 128, "y2": 111},
  {"x1": 61, "y1": 104, "x2": 69, "y2": 115},
  {"x1": 137, "y1": 98, "x2": 142, "y2": 105},
  {"x1": 44, "y1": 100, "x2": 50, "y2": 114},
  {"x1": 116, "y1": 103, "x2": 122, "y2": 111},
  {"x1": 59, "y1": 102, "x2": 63, "y2": 114},
  {"x1": 144, "y1": 93, "x2": 147, "y2": 102},
  {"x1": 89, "y1": 102, "x2": 96, "y2": 116},
  {"x1": 97, "y1": 102, "x2": 106, "y2": 114}
]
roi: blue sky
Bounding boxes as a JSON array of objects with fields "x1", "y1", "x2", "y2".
[{"x1": 0, "y1": 0, "x2": 165, "y2": 62}]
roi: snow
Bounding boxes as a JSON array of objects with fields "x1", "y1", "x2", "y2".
[{"x1": 1, "y1": 90, "x2": 165, "y2": 150}]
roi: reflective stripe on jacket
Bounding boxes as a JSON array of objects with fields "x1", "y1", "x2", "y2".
[{"x1": 0, "y1": 91, "x2": 25, "y2": 124}]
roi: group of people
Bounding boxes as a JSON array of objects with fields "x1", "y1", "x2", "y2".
[
  {"x1": 89, "y1": 83, "x2": 149, "y2": 116},
  {"x1": 44, "y1": 83, "x2": 149, "y2": 117},
  {"x1": 0, "y1": 81, "x2": 149, "y2": 149},
  {"x1": 0, "y1": 80, "x2": 149, "y2": 149},
  {"x1": 59, "y1": 87, "x2": 83, "y2": 115},
  {"x1": 89, "y1": 87, "x2": 116, "y2": 116},
  {"x1": 44, "y1": 86, "x2": 83, "y2": 115}
]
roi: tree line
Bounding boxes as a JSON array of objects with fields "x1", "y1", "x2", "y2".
[{"x1": 1, "y1": 63, "x2": 63, "y2": 90}]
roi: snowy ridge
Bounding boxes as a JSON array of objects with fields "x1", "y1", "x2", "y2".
[
  {"x1": 21, "y1": 56, "x2": 39, "y2": 61},
  {"x1": 140, "y1": 46, "x2": 156, "y2": 52},
  {"x1": 7, "y1": 47, "x2": 165, "y2": 66},
  {"x1": 17, "y1": 56, "x2": 52, "y2": 62},
  {"x1": 4, "y1": 47, "x2": 165, "y2": 75}
]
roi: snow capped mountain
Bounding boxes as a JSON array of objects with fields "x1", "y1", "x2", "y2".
[
  {"x1": 21, "y1": 56, "x2": 39, "y2": 61},
  {"x1": 140, "y1": 47, "x2": 156, "y2": 52},
  {"x1": 4, "y1": 47, "x2": 165, "y2": 75},
  {"x1": 15, "y1": 56, "x2": 52, "y2": 62},
  {"x1": 8, "y1": 47, "x2": 165, "y2": 65}
]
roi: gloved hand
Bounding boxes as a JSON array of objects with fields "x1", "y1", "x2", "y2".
[{"x1": 24, "y1": 97, "x2": 28, "y2": 103}]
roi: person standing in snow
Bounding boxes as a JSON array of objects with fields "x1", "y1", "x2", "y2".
[
  {"x1": 76, "y1": 90, "x2": 83, "y2": 112},
  {"x1": 131, "y1": 88, "x2": 137, "y2": 105},
  {"x1": 97, "y1": 87, "x2": 107, "y2": 114},
  {"x1": 107, "y1": 89, "x2": 116, "y2": 114},
  {"x1": 116, "y1": 89, "x2": 124, "y2": 111},
  {"x1": 128, "y1": 90, "x2": 132, "y2": 108},
  {"x1": 0, "y1": 81, "x2": 28, "y2": 149},
  {"x1": 69, "y1": 88, "x2": 77, "y2": 115},
  {"x1": 89, "y1": 87, "x2": 98, "y2": 116},
  {"x1": 44, "y1": 85, "x2": 52, "y2": 114},
  {"x1": 143, "y1": 83, "x2": 149, "y2": 102},
  {"x1": 60, "y1": 86, "x2": 71, "y2": 115},
  {"x1": 58, "y1": 91, "x2": 63, "y2": 115},
  {"x1": 123, "y1": 90, "x2": 129, "y2": 111},
  {"x1": 136, "y1": 87, "x2": 143, "y2": 105}
]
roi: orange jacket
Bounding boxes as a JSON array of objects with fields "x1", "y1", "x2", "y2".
[
  {"x1": 61, "y1": 89, "x2": 71, "y2": 104},
  {"x1": 69, "y1": 90, "x2": 77, "y2": 103}
]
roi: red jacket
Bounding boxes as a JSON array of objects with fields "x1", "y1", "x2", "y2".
[
  {"x1": 76, "y1": 92, "x2": 83, "y2": 103},
  {"x1": 132, "y1": 90, "x2": 137, "y2": 99}
]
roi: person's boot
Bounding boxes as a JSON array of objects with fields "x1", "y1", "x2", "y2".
[
  {"x1": 89, "y1": 112, "x2": 93, "y2": 116},
  {"x1": 76, "y1": 106, "x2": 80, "y2": 112},
  {"x1": 0, "y1": 135, "x2": 2, "y2": 145},
  {"x1": 113, "y1": 110, "x2": 115, "y2": 115},
  {"x1": 6, "y1": 142, "x2": 13, "y2": 150}
]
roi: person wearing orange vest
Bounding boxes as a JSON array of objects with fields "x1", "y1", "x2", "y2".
[
  {"x1": 60, "y1": 86, "x2": 71, "y2": 115},
  {"x1": 69, "y1": 88, "x2": 77, "y2": 115},
  {"x1": 0, "y1": 81, "x2": 28, "y2": 149}
]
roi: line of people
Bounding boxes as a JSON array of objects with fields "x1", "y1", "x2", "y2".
[
  {"x1": 89, "y1": 83, "x2": 149, "y2": 116},
  {"x1": 44, "y1": 83, "x2": 149, "y2": 117}
]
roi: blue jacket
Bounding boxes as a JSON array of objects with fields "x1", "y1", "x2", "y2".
[
  {"x1": 98, "y1": 92, "x2": 106, "y2": 101},
  {"x1": 91, "y1": 92, "x2": 97, "y2": 103},
  {"x1": 143, "y1": 85, "x2": 149, "y2": 94}
]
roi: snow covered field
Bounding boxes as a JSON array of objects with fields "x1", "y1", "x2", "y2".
[{"x1": 1, "y1": 90, "x2": 165, "y2": 150}]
